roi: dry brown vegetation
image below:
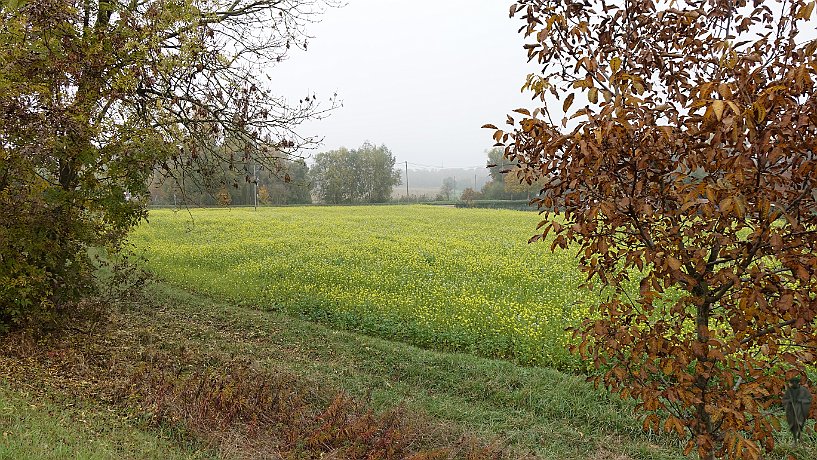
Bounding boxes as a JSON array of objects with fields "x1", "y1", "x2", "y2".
[{"x1": 0, "y1": 298, "x2": 515, "y2": 459}]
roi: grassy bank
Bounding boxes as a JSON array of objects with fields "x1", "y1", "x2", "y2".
[
  {"x1": 140, "y1": 282, "x2": 685, "y2": 459},
  {"x1": 0, "y1": 281, "x2": 674, "y2": 459},
  {"x1": 1, "y1": 281, "x2": 814, "y2": 458}
]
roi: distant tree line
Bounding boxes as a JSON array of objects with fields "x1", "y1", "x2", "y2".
[
  {"x1": 149, "y1": 157, "x2": 311, "y2": 206},
  {"x1": 148, "y1": 144, "x2": 530, "y2": 207},
  {"x1": 457, "y1": 148, "x2": 542, "y2": 202},
  {"x1": 310, "y1": 142, "x2": 401, "y2": 204},
  {"x1": 149, "y1": 141, "x2": 403, "y2": 206},
  {"x1": 481, "y1": 148, "x2": 541, "y2": 200}
]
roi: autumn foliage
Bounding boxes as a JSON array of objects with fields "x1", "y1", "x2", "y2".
[
  {"x1": 492, "y1": 0, "x2": 817, "y2": 458},
  {"x1": 0, "y1": 0, "x2": 334, "y2": 328}
]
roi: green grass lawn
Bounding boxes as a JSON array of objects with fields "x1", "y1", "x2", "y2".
[{"x1": 0, "y1": 384, "x2": 213, "y2": 460}]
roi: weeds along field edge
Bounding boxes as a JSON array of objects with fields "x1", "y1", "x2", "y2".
[{"x1": 130, "y1": 205, "x2": 610, "y2": 371}]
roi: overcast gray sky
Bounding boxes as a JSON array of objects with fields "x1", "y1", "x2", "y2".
[{"x1": 271, "y1": 0, "x2": 536, "y2": 168}]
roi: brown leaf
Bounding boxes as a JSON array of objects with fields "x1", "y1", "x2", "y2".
[
  {"x1": 712, "y1": 100, "x2": 725, "y2": 121},
  {"x1": 563, "y1": 93, "x2": 575, "y2": 113},
  {"x1": 610, "y1": 56, "x2": 622, "y2": 73},
  {"x1": 667, "y1": 257, "x2": 682, "y2": 271}
]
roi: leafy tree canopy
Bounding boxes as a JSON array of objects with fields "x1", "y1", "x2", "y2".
[
  {"x1": 492, "y1": 0, "x2": 817, "y2": 458},
  {"x1": 0, "y1": 0, "x2": 336, "y2": 328},
  {"x1": 310, "y1": 142, "x2": 401, "y2": 204}
]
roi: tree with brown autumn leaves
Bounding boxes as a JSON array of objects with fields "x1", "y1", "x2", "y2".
[{"x1": 490, "y1": 0, "x2": 817, "y2": 458}]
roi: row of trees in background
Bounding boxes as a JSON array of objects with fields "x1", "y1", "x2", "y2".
[
  {"x1": 149, "y1": 158, "x2": 311, "y2": 206},
  {"x1": 149, "y1": 142, "x2": 402, "y2": 206},
  {"x1": 148, "y1": 142, "x2": 538, "y2": 208},
  {"x1": 444, "y1": 148, "x2": 542, "y2": 203}
]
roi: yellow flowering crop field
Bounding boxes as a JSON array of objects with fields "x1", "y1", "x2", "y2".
[{"x1": 130, "y1": 205, "x2": 602, "y2": 370}]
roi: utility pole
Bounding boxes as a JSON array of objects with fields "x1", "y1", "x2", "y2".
[{"x1": 405, "y1": 161, "x2": 409, "y2": 203}]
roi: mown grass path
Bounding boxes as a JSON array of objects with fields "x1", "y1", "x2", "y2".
[{"x1": 132, "y1": 283, "x2": 693, "y2": 459}]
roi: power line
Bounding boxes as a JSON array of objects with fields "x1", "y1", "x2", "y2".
[{"x1": 400, "y1": 161, "x2": 487, "y2": 170}]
